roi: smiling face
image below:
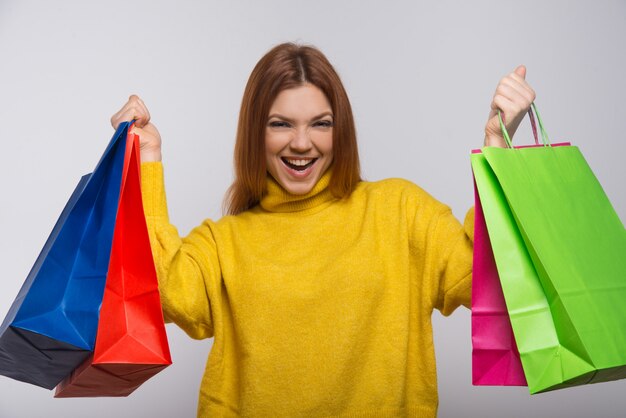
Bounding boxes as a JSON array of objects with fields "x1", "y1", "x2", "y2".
[{"x1": 265, "y1": 84, "x2": 334, "y2": 195}]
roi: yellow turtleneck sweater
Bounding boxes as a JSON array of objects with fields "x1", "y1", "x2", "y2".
[{"x1": 140, "y1": 162, "x2": 473, "y2": 418}]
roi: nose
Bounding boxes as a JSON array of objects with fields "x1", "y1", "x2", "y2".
[{"x1": 289, "y1": 127, "x2": 313, "y2": 153}]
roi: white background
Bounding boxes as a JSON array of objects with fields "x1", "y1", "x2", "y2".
[{"x1": 1, "y1": 1, "x2": 625, "y2": 417}]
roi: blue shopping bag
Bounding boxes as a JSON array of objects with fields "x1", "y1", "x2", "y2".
[{"x1": 0, "y1": 122, "x2": 131, "y2": 389}]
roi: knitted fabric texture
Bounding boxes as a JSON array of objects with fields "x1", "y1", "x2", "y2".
[{"x1": 141, "y1": 162, "x2": 473, "y2": 418}]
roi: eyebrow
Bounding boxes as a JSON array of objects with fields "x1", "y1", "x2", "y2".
[{"x1": 267, "y1": 111, "x2": 334, "y2": 123}]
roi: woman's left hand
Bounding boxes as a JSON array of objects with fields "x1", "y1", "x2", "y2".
[{"x1": 484, "y1": 65, "x2": 536, "y2": 147}]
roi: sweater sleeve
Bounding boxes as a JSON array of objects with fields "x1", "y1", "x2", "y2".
[
  {"x1": 140, "y1": 162, "x2": 219, "y2": 340},
  {"x1": 430, "y1": 206, "x2": 474, "y2": 315}
]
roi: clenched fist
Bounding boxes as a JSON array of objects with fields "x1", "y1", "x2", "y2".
[
  {"x1": 111, "y1": 95, "x2": 162, "y2": 162},
  {"x1": 484, "y1": 66, "x2": 536, "y2": 147}
]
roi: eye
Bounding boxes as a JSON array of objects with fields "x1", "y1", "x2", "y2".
[
  {"x1": 313, "y1": 120, "x2": 333, "y2": 128},
  {"x1": 268, "y1": 120, "x2": 291, "y2": 128}
]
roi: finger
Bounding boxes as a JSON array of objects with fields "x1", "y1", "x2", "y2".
[
  {"x1": 111, "y1": 97, "x2": 149, "y2": 129},
  {"x1": 505, "y1": 72, "x2": 536, "y2": 100},
  {"x1": 495, "y1": 84, "x2": 527, "y2": 110},
  {"x1": 497, "y1": 79, "x2": 535, "y2": 106},
  {"x1": 492, "y1": 94, "x2": 520, "y2": 119},
  {"x1": 501, "y1": 72, "x2": 534, "y2": 95},
  {"x1": 111, "y1": 108, "x2": 140, "y2": 129},
  {"x1": 111, "y1": 102, "x2": 136, "y2": 127},
  {"x1": 514, "y1": 65, "x2": 526, "y2": 79},
  {"x1": 129, "y1": 95, "x2": 151, "y2": 128},
  {"x1": 110, "y1": 107, "x2": 131, "y2": 129}
]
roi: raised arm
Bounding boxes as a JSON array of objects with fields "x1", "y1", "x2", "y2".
[{"x1": 110, "y1": 96, "x2": 219, "y2": 340}]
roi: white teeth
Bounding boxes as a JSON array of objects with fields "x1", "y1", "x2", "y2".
[{"x1": 285, "y1": 159, "x2": 312, "y2": 166}]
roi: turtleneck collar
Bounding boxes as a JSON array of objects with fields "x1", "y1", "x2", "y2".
[{"x1": 259, "y1": 169, "x2": 335, "y2": 213}]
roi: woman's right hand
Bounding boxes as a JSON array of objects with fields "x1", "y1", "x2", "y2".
[{"x1": 111, "y1": 95, "x2": 162, "y2": 162}]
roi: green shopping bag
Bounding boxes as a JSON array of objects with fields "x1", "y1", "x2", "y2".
[{"x1": 471, "y1": 104, "x2": 626, "y2": 394}]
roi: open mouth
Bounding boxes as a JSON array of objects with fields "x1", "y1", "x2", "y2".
[{"x1": 281, "y1": 157, "x2": 317, "y2": 171}]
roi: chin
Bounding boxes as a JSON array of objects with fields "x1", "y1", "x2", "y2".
[
  {"x1": 281, "y1": 179, "x2": 317, "y2": 195},
  {"x1": 278, "y1": 177, "x2": 320, "y2": 196}
]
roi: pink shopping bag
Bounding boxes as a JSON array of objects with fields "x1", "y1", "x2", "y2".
[
  {"x1": 471, "y1": 173, "x2": 526, "y2": 385},
  {"x1": 471, "y1": 123, "x2": 570, "y2": 386}
]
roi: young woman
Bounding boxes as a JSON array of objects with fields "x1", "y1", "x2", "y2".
[{"x1": 111, "y1": 43, "x2": 535, "y2": 417}]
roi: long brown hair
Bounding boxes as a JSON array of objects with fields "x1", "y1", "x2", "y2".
[{"x1": 224, "y1": 42, "x2": 361, "y2": 215}]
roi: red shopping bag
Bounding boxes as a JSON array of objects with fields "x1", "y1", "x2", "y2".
[{"x1": 54, "y1": 129, "x2": 172, "y2": 397}]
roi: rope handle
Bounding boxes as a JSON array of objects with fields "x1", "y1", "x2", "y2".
[{"x1": 497, "y1": 103, "x2": 550, "y2": 148}]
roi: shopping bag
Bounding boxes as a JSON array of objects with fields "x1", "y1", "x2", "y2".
[
  {"x1": 471, "y1": 140, "x2": 570, "y2": 386},
  {"x1": 471, "y1": 111, "x2": 571, "y2": 386},
  {"x1": 54, "y1": 130, "x2": 171, "y2": 397},
  {"x1": 472, "y1": 105, "x2": 626, "y2": 393},
  {"x1": 471, "y1": 173, "x2": 526, "y2": 386},
  {"x1": 0, "y1": 123, "x2": 129, "y2": 389},
  {"x1": 471, "y1": 110, "x2": 546, "y2": 386}
]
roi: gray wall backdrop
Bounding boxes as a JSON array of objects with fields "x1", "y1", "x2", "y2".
[{"x1": 1, "y1": 1, "x2": 625, "y2": 417}]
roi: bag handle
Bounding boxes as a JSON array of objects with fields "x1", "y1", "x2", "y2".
[{"x1": 497, "y1": 103, "x2": 551, "y2": 148}]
